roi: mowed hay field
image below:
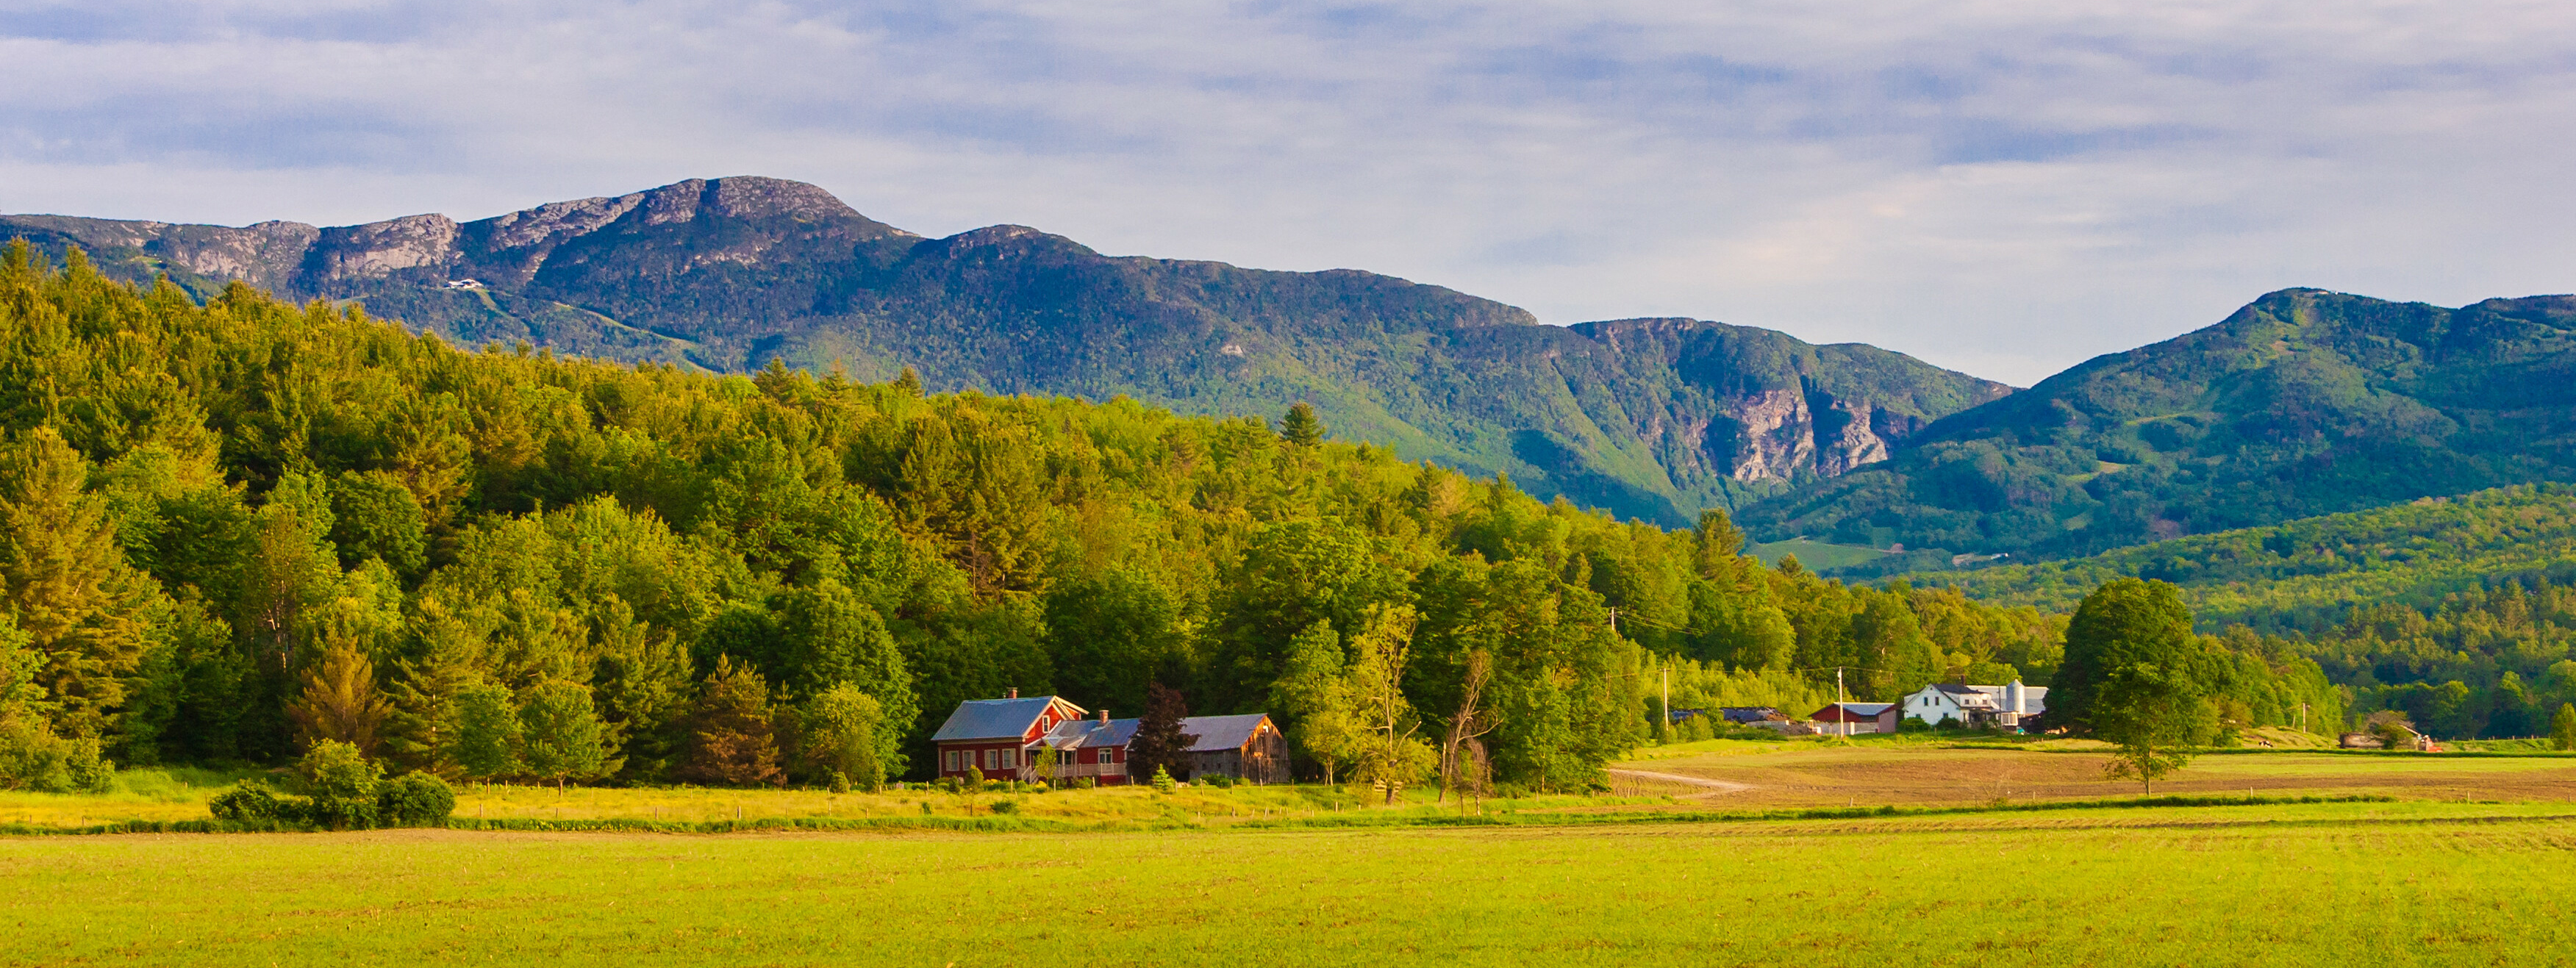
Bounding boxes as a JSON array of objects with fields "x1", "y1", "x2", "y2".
[
  {"x1": 5, "y1": 801, "x2": 2575, "y2": 967},
  {"x1": 1610, "y1": 740, "x2": 2576, "y2": 807}
]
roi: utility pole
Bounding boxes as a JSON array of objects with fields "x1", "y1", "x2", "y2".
[
  {"x1": 1836, "y1": 667, "x2": 1849, "y2": 739},
  {"x1": 1660, "y1": 659, "x2": 1671, "y2": 744}
]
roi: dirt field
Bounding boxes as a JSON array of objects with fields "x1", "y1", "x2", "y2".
[{"x1": 1608, "y1": 739, "x2": 2576, "y2": 807}]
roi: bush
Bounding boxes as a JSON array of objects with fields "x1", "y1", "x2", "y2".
[
  {"x1": 377, "y1": 772, "x2": 456, "y2": 827},
  {"x1": 990, "y1": 798, "x2": 1020, "y2": 814},
  {"x1": 1494, "y1": 783, "x2": 1530, "y2": 800},
  {"x1": 0, "y1": 715, "x2": 114, "y2": 792},
  {"x1": 1073, "y1": 776, "x2": 1097, "y2": 790},
  {"x1": 828, "y1": 771, "x2": 851, "y2": 794},
  {"x1": 1201, "y1": 774, "x2": 1236, "y2": 789},
  {"x1": 208, "y1": 780, "x2": 285, "y2": 821},
  {"x1": 1151, "y1": 765, "x2": 1176, "y2": 793},
  {"x1": 299, "y1": 740, "x2": 384, "y2": 829}
]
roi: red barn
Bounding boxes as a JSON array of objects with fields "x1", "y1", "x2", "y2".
[{"x1": 1809, "y1": 701, "x2": 1899, "y2": 735}]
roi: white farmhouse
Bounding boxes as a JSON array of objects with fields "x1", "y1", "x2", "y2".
[{"x1": 1901, "y1": 681, "x2": 2047, "y2": 731}]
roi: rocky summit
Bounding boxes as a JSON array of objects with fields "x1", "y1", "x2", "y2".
[{"x1": 2, "y1": 176, "x2": 2006, "y2": 526}]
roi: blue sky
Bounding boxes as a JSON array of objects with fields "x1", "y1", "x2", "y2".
[{"x1": 5, "y1": 0, "x2": 2575, "y2": 384}]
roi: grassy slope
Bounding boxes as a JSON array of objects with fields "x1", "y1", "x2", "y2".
[
  {"x1": 5, "y1": 802, "x2": 2575, "y2": 966},
  {"x1": 1893, "y1": 483, "x2": 2576, "y2": 628}
]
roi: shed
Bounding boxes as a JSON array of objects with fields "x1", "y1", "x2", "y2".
[{"x1": 1808, "y1": 701, "x2": 1899, "y2": 735}]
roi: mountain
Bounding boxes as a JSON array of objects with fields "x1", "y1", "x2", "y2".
[
  {"x1": 1737, "y1": 287, "x2": 2576, "y2": 562},
  {"x1": 2, "y1": 176, "x2": 2008, "y2": 525}
]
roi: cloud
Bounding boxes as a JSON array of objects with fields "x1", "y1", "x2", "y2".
[{"x1": 3, "y1": 0, "x2": 2574, "y2": 384}]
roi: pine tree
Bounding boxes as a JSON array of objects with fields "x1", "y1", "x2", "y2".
[
  {"x1": 285, "y1": 643, "x2": 393, "y2": 756},
  {"x1": 685, "y1": 656, "x2": 783, "y2": 786},
  {"x1": 1279, "y1": 402, "x2": 1325, "y2": 448},
  {"x1": 0, "y1": 427, "x2": 158, "y2": 737}
]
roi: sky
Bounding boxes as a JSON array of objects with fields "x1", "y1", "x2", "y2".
[{"x1": 4, "y1": 1, "x2": 2575, "y2": 385}]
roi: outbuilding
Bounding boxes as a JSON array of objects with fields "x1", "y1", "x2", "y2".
[{"x1": 1809, "y1": 701, "x2": 1899, "y2": 735}]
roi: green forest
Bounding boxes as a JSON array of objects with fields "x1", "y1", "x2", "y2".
[{"x1": 0, "y1": 243, "x2": 2350, "y2": 793}]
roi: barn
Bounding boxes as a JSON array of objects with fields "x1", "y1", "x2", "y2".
[
  {"x1": 1181, "y1": 713, "x2": 1292, "y2": 784},
  {"x1": 1809, "y1": 701, "x2": 1899, "y2": 735}
]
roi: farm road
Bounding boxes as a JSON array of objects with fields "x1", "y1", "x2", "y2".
[{"x1": 1604, "y1": 768, "x2": 1756, "y2": 796}]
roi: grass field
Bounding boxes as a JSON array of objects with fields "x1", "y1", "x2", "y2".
[
  {"x1": 5, "y1": 800, "x2": 2574, "y2": 966},
  {"x1": 8, "y1": 745, "x2": 2576, "y2": 965},
  {"x1": 1747, "y1": 537, "x2": 1887, "y2": 570}
]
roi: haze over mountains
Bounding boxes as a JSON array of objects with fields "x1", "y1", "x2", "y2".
[{"x1": 9, "y1": 176, "x2": 2576, "y2": 567}]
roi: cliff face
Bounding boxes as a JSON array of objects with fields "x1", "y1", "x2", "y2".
[
  {"x1": 1564, "y1": 318, "x2": 2014, "y2": 501},
  {"x1": 2, "y1": 177, "x2": 2008, "y2": 524}
]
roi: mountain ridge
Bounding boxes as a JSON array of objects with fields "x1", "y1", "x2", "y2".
[{"x1": 2, "y1": 176, "x2": 2009, "y2": 526}]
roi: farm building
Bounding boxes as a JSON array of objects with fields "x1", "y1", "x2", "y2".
[
  {"x1": 1900, "y1": 681, "x2": 2047, "y2": 731},
  {"x1": 1808, "y1": 701, "x2": 1899, "y2": 735},
  {"x1": 930, "y1": 691, "x2": 1089, "y2": 782},
  {"x1": 931, "y1": 694, "x2": 1289, "y2": 785},
  {"x1": 1717, "y1": 706, "x2": 1788, "y2": 725},
  {"x1": 1181, "y1": 713, "x2": 1292, "y2": 784}
]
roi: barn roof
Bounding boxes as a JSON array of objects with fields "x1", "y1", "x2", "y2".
[
  {"x1": 1811, "y1": 702, "x2": 1894, "y2": 721},
  {"x1": 931, "y1": 696, "x2": 1085, "y2": 742},
  {"x1": 1182, "y1": 714, "x2": 1273, "y2": 752}
]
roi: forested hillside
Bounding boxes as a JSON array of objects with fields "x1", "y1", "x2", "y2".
[
  {"x1": 0, "y1": 240, "x2": 2181, "y2": 791},
  {"x1": 1742, "y1": 288, "x2": 2576, "y2": 563},
  {"x1": 1913, "y1": 484, "x2": 2576, "y2": 629},
  {"x1": 1, "y1": 178, "x2": 2008, "y2": 527},
  {"x1": 1906, "y1": 485, "x2": 2576, "y2": 739}
]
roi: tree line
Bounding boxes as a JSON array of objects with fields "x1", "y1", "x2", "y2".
[{"x1": 0, "y1": 243, "x2": 2346, "y2": 795}]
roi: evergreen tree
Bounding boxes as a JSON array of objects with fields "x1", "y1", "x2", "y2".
[
  {"x1": 285, "y1": 643, "x2": 393, "y2": 757},
  {"x1": 0, "y1": 427, "x2": 158, "y2": 737},
  {"x1": 517, "y1": 680, "x2": 615, "y2": 788},
  {"x1": 2554, "y1": 703, "x2": 2576, "y2": 752},
  {"x1": 1279, "y1": 402, "x2": 1325, "y2": 448},
  {"x1": 686, "y1": 656, "x2": 784, "y2": 786}
]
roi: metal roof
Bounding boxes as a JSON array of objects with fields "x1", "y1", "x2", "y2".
[
  {"x1": 1028, "y1": 713, "x2": 1271, "y2": 751},
  {"x1": 1181, "y1": 714, "x2": 1272, "y2": 752},
  {"x1": 931, "y1": 696, "x2": 1086, "y2": 742},
  {"x1": 1812, "y1": 702, "x2": 1895, "y2": 720}
]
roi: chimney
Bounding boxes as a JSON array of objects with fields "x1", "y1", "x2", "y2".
[
  {"x1": 1006, "y1": 687, "x2": 1017, "y2": 699},
  {"x1": 1098, "y1": 709, "x2": 1109, "y2": 725}
]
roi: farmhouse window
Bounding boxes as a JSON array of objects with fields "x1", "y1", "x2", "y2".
[{"x1": 1002, "y1": 749, "x2": 1017, "y2": 770}]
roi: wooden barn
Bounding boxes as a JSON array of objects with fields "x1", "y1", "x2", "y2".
[{"x1": 1181, "y1": 714, "x2": 1291, "y2": 784}]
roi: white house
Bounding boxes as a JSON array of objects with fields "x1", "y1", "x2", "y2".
[{"x1": 1901, "y1": 681, "x2": 2047, "y2": 730}]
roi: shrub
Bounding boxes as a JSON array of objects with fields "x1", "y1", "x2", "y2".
[
  {"x1": 208, "y1": 781, "x2": 285, "y2": 821},
  {"x1": 1151, "y1": 765, "x2": 1176, "y2": 793},
  {"x1": 1202, "y1": 774, "x2": 1236, "y2": 789},
  {"x1": 299, "y1": 740, "x2": 384, "y2": 829},
  {"x1": 1494, "y1": 783, "x2": 1530, "y2": 800},
  {"x1": 828, "y1": 771, "x2": 851, "y2": 794},
  {"x1": 990, "y1": 798, "x2": 1020, "y2": 814},
  {"x1": 0, "y1": 715, "x2": 114, "y2": 792},
  {"x1": 1073, "y1": 777, "x2": 1097, "y2": 790},
  {"x1": 377, "y1": 772, "x2": 456, "y2": 827}
]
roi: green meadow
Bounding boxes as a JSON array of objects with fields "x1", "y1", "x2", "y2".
[
  {"x1": 7, "y1": 746, "x2": 2576, "y2": 965},
  {"x1": 4, "y1": 800, "x2": 2573, "y2": 967}
]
